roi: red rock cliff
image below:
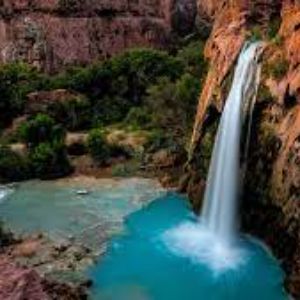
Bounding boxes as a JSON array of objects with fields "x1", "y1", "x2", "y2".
[
  {"x1": 188, "y1": 1, "x2": 300, "y2": 297},
  {"x1": 0, "y1": 0, "x2": 196, "y2": 72}
]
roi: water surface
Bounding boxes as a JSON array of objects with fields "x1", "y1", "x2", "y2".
[
  {"x1": 0, "y1": 177, "x2": 165, "y2": 250},
  {"x1": 89, "y1": 194, "x2": 288, "y2": 300}
]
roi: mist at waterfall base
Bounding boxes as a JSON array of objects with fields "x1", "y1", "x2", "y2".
[{"x1": 89, "y1": 43, "x2": 288, "y2": 299}]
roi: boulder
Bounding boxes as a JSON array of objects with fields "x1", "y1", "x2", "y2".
[
  {"x1": 26, "y1": 89, "x2": 84, "y2": 114},
  {"x1": 0, "y1": 256, "x2": 49, "y2": 300}
]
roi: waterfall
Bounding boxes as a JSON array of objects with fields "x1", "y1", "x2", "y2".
[
  {"x1": 163, "y1": 43, "x2": 263, "y2": 272},
  {"x1": 201, "y1": 42, "x2": 262, "y2": 243}
]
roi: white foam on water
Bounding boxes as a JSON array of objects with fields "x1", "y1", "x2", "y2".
[
  {"x1": 0, "y1": 187, "x2": 13, "y2": 204},
  {"x1": 162, "y1": 221, "x2": 248, "y2": 274}
]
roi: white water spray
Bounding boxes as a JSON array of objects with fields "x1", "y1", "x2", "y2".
[
  {"x1": 202, "y1": 42, "x2": 262, "y2": 242},
  {"x1": 163, "y1": 43, "x2": 262, "y2": 271}
]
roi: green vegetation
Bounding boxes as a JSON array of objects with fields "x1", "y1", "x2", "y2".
[
  {"x1": 263, "y1": 57, "x2": 289, "y2": 81},
  {"x1": 257, "y1": 84, "x2": 273, "y2": 103},
  {"x1": 48, "y1": 96, "x2": 91, "y2": 131},
  {"x1": 267, "y1": 18, "x2": 281, "y2": 41},
  {"x1": 19, "y1": 114, "x2": 65, "y2": 147},
  {"x1": 146, "y1": 73, "x2": 201, "y2": 142},
  {"x1": 0, "y1": 63, "x2": 41, "y2": 129},
  {"x1": 87, "y1": 128, "x2": 112, "y2": 165},
  {"x1": 250, "y1": 17, "x2": 281, "y2": 42},
  {"x1": 0, "y1": 40, "x2": 208, "y2": 181},
  {"x1": 17, "y1": 114, "x2": 71, "y2": 179},
  {"x1": 28, "y1": 141, "x2": 72, "y2": 179},
  {"x1": 250, "y1": 26, "x2": 263, "y2": 42}
]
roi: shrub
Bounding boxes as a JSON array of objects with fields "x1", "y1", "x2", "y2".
[
  {"x1": 0, "y1": 63, "x2": 41, "y2": 129},
  {"x1": 0, "y1": 145, "x2": 30, "y2": 182},
  {"x1": 19, "y1": 114, "x2": 65, "y2": 147},
  {"x1": 145, "y1": 130, "x2": 174, "y2": 153},
  {"x1": 267, "y1": 18, "x2": 281, "y2": 40},
  {"x1": 18, "y1": 114, "x2": 71, "y2": 179},
  {"x1": 124, "y1": 107, "x2": 152, "y2": 129},
  {"x1": 146, "y1": 73, "x2": 200, "y2": 140},
  {"x1": 270, "y1": 59, "x2": 289, "y2": 80},
  {"x1": 29, "y1": 142, "x2": 72, "y2": 179},
  {"x1": 177, "y1": 41, "x2": 207, "y2": 78},
  {"x1": 264, "y1": 58, "x2": 289, "y2": 81},
  {"x1": 257, "y1": 84, "x2": 273, "y2": 103},
  {"x1": 49, "y1": 97, "x2": 91, "y2": 131},
  {"x1": 87, "y1": 129, "x2": 111, "y2": 164},
  {"x1": 250, "y1": 26, "x2": 263, "y2": 42},
  {"x1": 91, "y1": 95, "x2": 130, "y2": 126}
]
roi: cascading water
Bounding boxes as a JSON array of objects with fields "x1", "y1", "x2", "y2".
[
  {"x1": 162, "y1": 42, "x2": 263, "y2": 272},
  {"x1": 202, "y1": 42, "x2": 262, "y2": 243}
]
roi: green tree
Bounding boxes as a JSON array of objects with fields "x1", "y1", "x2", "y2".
[
  {"x1": 177, "y1": 41, "x2": 207, "y2": 78},
  {"x1": 29, "y1": 142, "x2": 72, "y2": 179},
  {"x1": 19, "y1": 114, "x2": 65, "y2": 147},
  {"x1": 147, "y1": 74, "x2": 200, "y2": 141},
  {"x1": 0, "y1": 63, "x2": 41, "y2": 129}
]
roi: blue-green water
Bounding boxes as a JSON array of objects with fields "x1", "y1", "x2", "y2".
[
  {"x1": 0, "y1": 178, "x2": 165, "y2": 250},
  {"x1": 89, "y1": 194, "x2": 288, "y2": 300},
  {"x1": 0, "y1": 179, "x2": 289, "y2": 300}
]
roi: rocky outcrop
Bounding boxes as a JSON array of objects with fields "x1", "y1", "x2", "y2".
[
  {"x1": 191, "y1": 0, "x2": 284, "y2": 149},
  {"x1": 0, "y1": 0, "x2": 197, "y2": 72},
  {"x1": 26, "y1": 89, "x2": 85, "y2": 113},
  {"x1": 0, "y1": 256, "x2": 49, "y2": 300}
]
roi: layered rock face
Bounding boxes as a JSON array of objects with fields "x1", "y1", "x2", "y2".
[
  {"x1": 188, "y1": 0, "x2": 300, "y2": 297},
  {"x1": 0, "y1": 0, "x2": 196, "y2": 72}
]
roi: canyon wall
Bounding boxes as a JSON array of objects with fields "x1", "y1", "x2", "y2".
[
  {"x1": 187, "y1": 0, "x2": 300, "y2": 297},
  {"x1": 0, "y1": 0, "x2": 196, "y2": 72}
]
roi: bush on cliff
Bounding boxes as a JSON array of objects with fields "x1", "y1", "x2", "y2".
[{"x1": 268, "y1": 58, "x2": 289, "y2": 80}]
